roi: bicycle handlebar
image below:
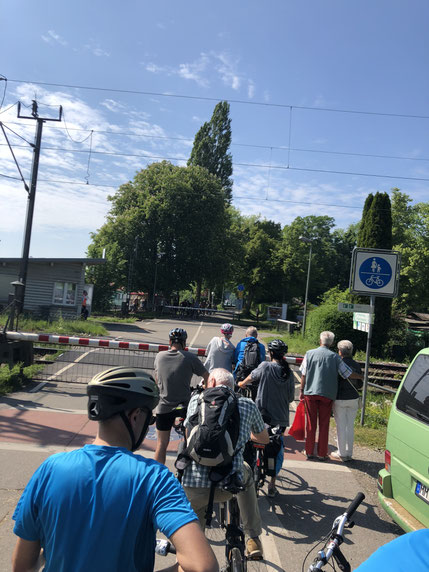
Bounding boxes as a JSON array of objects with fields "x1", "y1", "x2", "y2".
[
  {"x1": 155, "y1": 539, "x2": 176, "y2": 556},
  {"x1": 345, "y1": 492, "x2": 365, "y2": 520}
]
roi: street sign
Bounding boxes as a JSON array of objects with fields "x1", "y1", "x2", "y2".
[
  {"x1": 353, "y1": 312, "x2": 374, "y2": 324},
  {"x1": 350, "y1": 248, "x2": 401, "y2": 297},
  {"x1": 353, "y1": 312, "x2": 374, "y2": 332},
  {"x1": 338, "y1": 302, "x2": 373, "y2": 313},
  {"x1": 237, "y1": 284, "x2": 244, "y2": 292}
]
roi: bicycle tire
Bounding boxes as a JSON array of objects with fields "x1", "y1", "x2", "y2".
[{"x1": 230, "y1": 546, "x2": 246, "y2": 572}]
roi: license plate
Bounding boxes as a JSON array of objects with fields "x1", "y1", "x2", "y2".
[{"x1": 415, "y1": 481, "x2": 429, "y2": 504}]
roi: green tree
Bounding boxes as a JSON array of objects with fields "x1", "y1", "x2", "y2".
[
  {"x1": 230, "y1": 216, "x2": 283, "y2": 313},
  {"x1": 87, "y1": 162, "x2": 229, "y2": 307},
  {"x1": 279, "y1": 215, "x2": 338, "y2": 303},
  {"x1": 391, "y1": 189, "x2": 429, "y2": 312},
  {"x1": 188, "y1": 101, "x2": 233, "y2": 203}
]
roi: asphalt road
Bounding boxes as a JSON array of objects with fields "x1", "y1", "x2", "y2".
[{"x1": 0, "y1": 317, "x2": 401, "y2": 571}]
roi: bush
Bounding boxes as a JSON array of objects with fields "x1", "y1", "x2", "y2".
[
  {"x1": 0, "y1": 363, "x2": 43, "y2": 396},
  {"x1": 306, "y1": 303, "x2": 367, "y2": 350}
]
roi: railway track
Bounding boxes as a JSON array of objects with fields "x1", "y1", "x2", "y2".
[{"x1": 356, "y1": 360, "x2": 407, "y2": 392}]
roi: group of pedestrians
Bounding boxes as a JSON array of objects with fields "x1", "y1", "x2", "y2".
[
  {"x1": 300, "y1": 331, "x2": 363, "y2": 461},
  {"x1": 10, "y1": 324, "x2": 370, "y2": 572}
]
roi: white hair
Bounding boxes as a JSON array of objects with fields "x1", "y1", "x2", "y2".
[
  {"x1": 209, "y1": 368, "x2": 235, "y2": 390},
  {"x1": 320, "y1": 331, "x2": 335, "y2": 347},
  {"x1": 246, "y1": 326, "x2": 258, "y2": 338},
  {"x1": 337, "y1": 340, "x2": 353, "y2": 357}
]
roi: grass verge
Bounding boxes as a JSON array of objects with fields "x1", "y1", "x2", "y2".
[
  {"x1": 330, "y1": 391, "x2": 393, "y2": 450},
  {"x1": 1, "y1": 315, "x2": 108, "y2": 337},
  {"x1": 0, "y1": 363, "x2": 44, "y2": 396}
]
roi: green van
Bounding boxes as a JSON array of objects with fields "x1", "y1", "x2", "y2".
[{"x1": 378, "y1": 348, "x2": 429, "y2": 531}]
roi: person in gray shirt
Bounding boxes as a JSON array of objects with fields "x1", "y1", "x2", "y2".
[
  {"x1": 238, "y1": 339, "x2": 294, "y2": 497},
  {"x1": 154, "y1": 328, "x2": 209, "y2": 465}
]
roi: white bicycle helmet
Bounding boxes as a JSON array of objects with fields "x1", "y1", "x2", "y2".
[
  {"x1": 221, "y1": 323, "x2": 234, "y2": 336},
  {"x1": 87, "y1": 367, "x2": 159, "y2": 451}
]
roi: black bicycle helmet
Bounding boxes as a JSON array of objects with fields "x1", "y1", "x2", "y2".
[
  {"x1": 169, "y1": 327, "x2": 188, "y2": 346},
  {"x1": 87, "y1": 367, "x2": 159, "y2": 451},
  {"x1": 268, "y1": 339, "x2": 288, "y2": 358}
]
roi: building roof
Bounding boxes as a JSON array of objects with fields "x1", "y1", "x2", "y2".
[{"x1": 0, "y1": 258, "x2": 105, "y2": 265}]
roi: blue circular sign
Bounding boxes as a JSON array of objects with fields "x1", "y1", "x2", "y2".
[
  {"x1": 237, "y1": 284, "x2": 245, "y2": 291},
  {"x1": 358, "y1": 256, "x2": 392, "y2": 289}
]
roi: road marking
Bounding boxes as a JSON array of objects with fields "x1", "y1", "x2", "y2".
[
  {"x1": 30, "y1": 349, "x2": 97, "y2": 392},
  {"x1": 6, "y1": 404, "x2": 87, "y2": 414},
  {"x1": 258, "y1": 497, "x2": 284, "y2": 570},
  {"x1": 189, "y1": 322, "x2": 204, "y2": 347}
]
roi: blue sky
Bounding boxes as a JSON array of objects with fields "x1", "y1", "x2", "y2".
[{"x1": 1, "y1": 1, "x2": 428, "y2": 258}]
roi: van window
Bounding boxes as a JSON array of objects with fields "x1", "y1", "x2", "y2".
[{"x1": 396, "y1": 354, "x2": 429, "y2": 425}]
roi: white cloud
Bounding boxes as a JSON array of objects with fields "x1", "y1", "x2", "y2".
[
  {"x1": 84, "y1": 40, "x2": 110, "y2": 57},
  {"x1": 100, "y1": 99, "x2": 127, "y2": 113},
  {"x1": 247, "y1": 80, "x2": 255, "y2": 99},
  {"x1": 41, "y1": 30, "x2": 68, "y2": 46},
  {"x1": 142, "y1": 51, "x2": 256, "y2": 94}
]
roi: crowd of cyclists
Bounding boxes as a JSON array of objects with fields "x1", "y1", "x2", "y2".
[{"x1": 10, "y1": 323, "x2": 425, "y2": 571}]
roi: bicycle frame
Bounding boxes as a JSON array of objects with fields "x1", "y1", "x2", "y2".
[{"x1": 219, "y1": 495, "x2": 247, "y2": 572}]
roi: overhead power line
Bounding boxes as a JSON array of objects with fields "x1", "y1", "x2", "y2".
[
  {"x1": 8, "y1": 78, "x2": 429, "y2": 120},
  {"x1": 3, "y1": 120, "x2": 428, "y2": 164},
  {"x1": 0, "y1": 172, "x2": 427, "y2": 211},
  {"x1": 2, "y1": 141, "x2": 429, "y2": 183}
]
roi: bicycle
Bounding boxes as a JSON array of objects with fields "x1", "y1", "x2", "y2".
[
  {"x1": 365, "y1": 275, "x2": 384, "y2": 287},
  {"x1": 217, "y1": 474, "x2": 248, "y2": 572},
  {"x1": 304, "y1": 492, "x2": 365, "y2": 571}
]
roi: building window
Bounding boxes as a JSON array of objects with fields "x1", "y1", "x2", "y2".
[{"x1": 53, "y1": 282, "x2": 77, "y2": 305}]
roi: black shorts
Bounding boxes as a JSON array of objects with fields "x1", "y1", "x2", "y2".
[{"x1": 156, "y1": 408, "x2": 187, "y2": 431}]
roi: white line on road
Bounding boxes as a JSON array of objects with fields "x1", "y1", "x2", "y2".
[
  {"x1": 8, "y1": 405, "x2": 87, "y2": 415},
  {"x1": 30, "y1": 349, "x2": 97, "y2": 392},
  {"x1": 189, "y1": 322, "x2": 204, "y2": 348}
]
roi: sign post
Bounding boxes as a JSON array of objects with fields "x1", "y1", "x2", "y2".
[{"x1": 349, "y1": 248, "x2": 401, "y2": 425}]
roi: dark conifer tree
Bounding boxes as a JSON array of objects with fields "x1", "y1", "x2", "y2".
[{"x1": 358, "y1": 192, "x2": 393, "y2": 356}]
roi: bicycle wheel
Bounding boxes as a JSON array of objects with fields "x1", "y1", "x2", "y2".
[{"x1": 230, "y1": 546, "x2": 246, "y2": 572}]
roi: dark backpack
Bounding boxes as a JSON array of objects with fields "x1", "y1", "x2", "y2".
[
  {"x1": 186, "y1": 386, "x2": 240, "y2": 467},
  {"x1": 235, "y1": 339, "x2": 262, "y2": 383},
  {"x1": 263, "y1": 434, "x2": 283, "y2": 477}
]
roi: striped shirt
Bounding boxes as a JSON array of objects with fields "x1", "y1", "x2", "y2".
[{"x1": 181, "y1": 392, "x2": 265, "y2": 488}]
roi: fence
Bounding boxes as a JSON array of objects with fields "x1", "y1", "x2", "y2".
[{"x1": 5, "y1": 331, "x2": 303, "y2": 386}]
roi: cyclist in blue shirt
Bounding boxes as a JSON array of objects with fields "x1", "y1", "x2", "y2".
[
  {"x1": 355, "y1": 529, "x2": 429, "y2": 571},
  {"x1": 12, "y1": 367, "x2": 218, "y2": 572}
]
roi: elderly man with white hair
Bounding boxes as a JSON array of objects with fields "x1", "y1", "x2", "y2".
[
  {"x1": 182, "y1": 368, "x2": 269, "y2": 561},
  {"x1": 299, "y1": 332, "x2": 363, "y2": 461}
]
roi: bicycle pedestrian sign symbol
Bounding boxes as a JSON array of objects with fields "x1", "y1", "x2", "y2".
[
  {"x1": 358, "y1": 257, "x2": 392, "y2": 290},
  {"x1": 350, "y1": 248, "x2": 400, "y2": 298}
]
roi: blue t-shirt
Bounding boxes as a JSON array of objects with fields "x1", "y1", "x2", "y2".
[
  {"x1": 355, "y1": 530, "x2": 429, "y2": 571},
  {"x1": 13, "y1": 445, "x2": 197, "y2": 572}
]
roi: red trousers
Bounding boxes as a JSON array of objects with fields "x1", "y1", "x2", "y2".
[{"x1": 304, "y1": 395, "x2": 333, "y2": 457}]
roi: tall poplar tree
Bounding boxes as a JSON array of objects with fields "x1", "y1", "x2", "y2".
[
  {"x1": 188, "y1": 101, "x2": 233, "y2": 203},
  {"x1": 358, "y1": 192, "x2": 393, "y2": 356}
]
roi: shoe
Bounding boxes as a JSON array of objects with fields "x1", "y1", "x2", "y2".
[
  {"x1": 246, "y1": 537, "x2": 263, "y2": 560},
  {"x1": 306, "y1": 454, "x2": 316, "y2": 460},
  {"x1": 317, "y1": 456, "x2": 330, "y2": 462},
  {"x1": 267, "y1": 485, "x2": 278, "y2": 498},
  {"x1": 331, "y1": 451, "x2": 352, "y2": 462}
]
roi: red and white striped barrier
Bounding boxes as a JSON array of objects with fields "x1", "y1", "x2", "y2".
[
  {"x1": 5, "y1": 331, "x2": 303, "y2": 364},
  {"x1": 5, "y1": 331, "x2": 206, "y2": 356}
]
